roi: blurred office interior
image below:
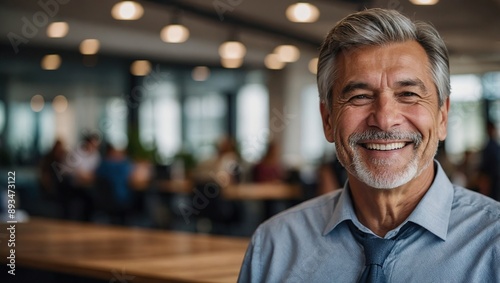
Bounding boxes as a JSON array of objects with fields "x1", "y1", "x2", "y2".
[{"x1": 0, "y1": 0, "x2": 500, "y2": 237}]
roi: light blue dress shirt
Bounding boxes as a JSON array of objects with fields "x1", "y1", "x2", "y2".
[{"x1": 238, "y1": 162, "x2": 500, "y2": 282}]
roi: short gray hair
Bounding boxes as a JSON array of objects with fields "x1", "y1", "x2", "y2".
[{"x1": 317, "y1": 8, "x2": 450, "y2": 110}]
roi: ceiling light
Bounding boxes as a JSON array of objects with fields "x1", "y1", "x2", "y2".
[
  {"x1": 192, "y1": 66, "x2": 210, "y2": 81},
  {"x1": 41, "y1": 54, "x2": 61, "y2": 70},
  {"x1": 47, "y1": 22, "x2": 69, "y2": 38},
  {"x1": 130, "y1": 60, "x2": 152, "y2": 76},
  {"x1": 79, "y1": 39, "x2": 100, "y2": 55},
  {"x1": 308, "y1": 57, "x2": 318, "y2": 74},
  {"x1": 52, "y1": 95, "x2": 68, "y2": 113},
  {"x1": 264, "y1": 53, "x2": 286, "y2": 70},
  {"x1": 221, "y1": 57, "x2": 243, "y2": 69},
  {"x1": 160, "y1": 24, "x2": 190, "y2": 43},
  {"x1": 409, "y1": 0, "x2": 439, "y2": 5},
  {"x1": 219, "y1": 41, "x2": 246, "y2": 59},
  {"x1": 274, "y1": 45, "x2": 300, "y2": 63},
  {"x1": 286, "y1": 2, "x2": 320, "y2": 23},
  {"x1": 31, "y1": 94, "x2": 45, "y2": 112},
  {"x1": 111, "y1": 1, "x2": 144, "y2": 20}
]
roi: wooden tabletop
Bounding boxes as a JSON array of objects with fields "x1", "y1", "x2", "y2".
[{"x1": 0, "y1": 218, "x2": 249, "y2": 283}]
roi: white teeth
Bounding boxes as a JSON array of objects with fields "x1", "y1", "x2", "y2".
[{"x1": 365, "y1": 142, "x2": 406, "y2": 151}]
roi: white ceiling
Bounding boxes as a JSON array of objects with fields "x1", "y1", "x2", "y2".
[{"x1": 1, "y1": 0, "x2": 500, "y2": 73}]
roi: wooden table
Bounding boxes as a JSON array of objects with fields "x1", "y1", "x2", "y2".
[{"x1": 0, "y1": 218, "x2": 249, "y2": 283}]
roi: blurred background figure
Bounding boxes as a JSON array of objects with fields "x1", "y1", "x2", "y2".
[
  {"x1": 61, "y1": 132, "x2": 101, "y2": 221},
  {"x1": 195, "y1": 135, "x2": 241, "y2": 187},
  {"x1": 252, "y1": 141, "x2": 283, "y2": 183},
  {"x1": 477, "y1": 121, "x2": 500, "y2": 201},
  {"x1": 39, "y1": 139, "x2": 68, "y2": 198},
  {"x1": 69, "y1": 133, "x2": 101, "y2": 187},
  {"x1": 316, "y1": 151, "x2": 347, "y2": 195},
  {"x1": 452, "y1": 150, "x2": 479, "y2": 190},
  {"x1": 95, "y1": 143, "x2": 134, "y2": 225}
]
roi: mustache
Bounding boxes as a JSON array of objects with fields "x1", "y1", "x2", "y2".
[{"x1": 348, "y1": 129, "x2": 423, "y2": 148}]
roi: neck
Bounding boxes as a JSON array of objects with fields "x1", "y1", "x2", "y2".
[{"x1": 349, "y1": 163, "x2": 435, "y2": 237}]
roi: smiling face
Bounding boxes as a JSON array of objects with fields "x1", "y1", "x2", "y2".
[{"x1": 320, "y1": 41, "x2": 449, "y2": 189}]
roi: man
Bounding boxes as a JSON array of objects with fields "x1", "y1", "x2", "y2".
[{"x1": 238, "y1": 8, "x2": 500, "y2": 282}]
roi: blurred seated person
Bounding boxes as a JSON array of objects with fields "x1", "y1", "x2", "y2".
[
  {"x1": 58, "y1": 132, "x2": 101, "y2": 221},
  {"x1": 68, "y1": 132, "x2": 101, "y2": 187},
  {"x1": 95, "y1": 143, "x2": 135, "y2": 224},
  {"x1": 477, "y1": 121, "x2": 500, "y2": 201},
  {"x1": 316, "y1": 152, "x2": 347, "y2": 195},
  {"x1": 194, "y1": 135, "x2": 241, "y2": 187},
  {"x1": 39, "y1": 139, "x2": 68, "y2": 197},
  {"x1": 252, "y1": 141, "x2": 284, "y2": 183}
]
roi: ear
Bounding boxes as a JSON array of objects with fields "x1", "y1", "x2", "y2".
[
  {"x1": 437, "y1": 97, "x2": 450, "y2": 141},
  {"x1": 320, "y1": 102, "x2": 335, "y2": 143}
]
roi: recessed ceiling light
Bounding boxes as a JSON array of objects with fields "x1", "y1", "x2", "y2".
[
  {"x1": 52, "y1": 95, "x2": 68, "y2": 113},
  {"x1": 79, "y1": 39, "x2": 100, "y2": 55},
  {"x1": 219, "y1": 41, "x2": 246, "y2": 59},
  {"x1": 130, "y1": 60, "x2": 152, "y2": 76},
  {"x1": 409, "y1": 0, "x2": 439, "y2": 5},
  {"x1": 31, "y1": 94, "x2": 45, "y2": 112},
  {"x1": 274, "y1": 45, "x2": 300, "y2": 63},
  {"x1": 221, "y1": 57, "x2": 243, "y2": 68},
  {"x1": 192, "y1": 66, "x2": 210, "y2": 81},
  {"x1": 111, "y1": 1, "x2": 144, "y2": 20},
  {"x1": 264, "y1": 53, "x2": 286, "y2": 70},
  {"x1": 286, "y1": 2, "x2": 320, "y2": 23},
  {"x1": 41, "y1": 54, "x2": 61, "y2": 70},
  {"x1": 160, "y1": 24, "x2": 190, "y2": 43},
  {"x1": 308, "y1": 57, "x2": 318, "y2": 74},
  {"x1": 47, "y1": 22, "x2": 69, "y2": 38}
]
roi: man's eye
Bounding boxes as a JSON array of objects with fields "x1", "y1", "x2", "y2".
[
  {"x1": 350, "y1": 94, "x2": 370, "y2": 100},
  {"x1": 401, "y1": 92, "x2": 417, "y2": 97}
]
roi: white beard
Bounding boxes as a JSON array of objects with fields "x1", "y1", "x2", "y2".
[{"x1": 351, "y1": 151, "x2": 420, "y2": 189}]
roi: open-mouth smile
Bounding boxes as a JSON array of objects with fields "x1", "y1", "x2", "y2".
[{"x1": 360, "y1": 142, "x2": 410, "y2": 151}]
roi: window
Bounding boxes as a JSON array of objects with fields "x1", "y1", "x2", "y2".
[
  {"x1": 185, "y1": 92, "x2": 226, "y2": 159},
  {"x1": 300, "y1": 84, "x2": 329, "y2": 163},
  {"x1": 446, "y1": 74, "x2": 484, "y2": 155},
  {"x1": 139, "y1": 81, "x2": 181, "y2": 160},
  {"x1": 236, "y1": 84, "x2": 269, "y2": 162},
  {"x1": 103, "y1": 97, "x2": 128, "y2": 150}
]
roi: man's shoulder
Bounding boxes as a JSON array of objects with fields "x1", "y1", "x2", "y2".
[
  {"x1": 452, "y1": 185, "x2": 500, "y2": 222},
  {"x1": 255, "y1": 190, "x2": 343, "y2": 237}
]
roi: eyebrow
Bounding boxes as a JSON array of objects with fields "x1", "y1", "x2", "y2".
[
  {"x1": 340, "y1": 82, "x2": 371, "y2": 96},
  {"x1": 340, "y1": 78, "x2": 428, "y2": 96},
  {"x1": 395, "y1": 79, "x2": 428, "y2": 94}
]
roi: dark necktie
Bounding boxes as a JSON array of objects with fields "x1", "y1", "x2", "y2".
[{"x1": 348, "y1": 221, "x2": 416, "y2": 283}]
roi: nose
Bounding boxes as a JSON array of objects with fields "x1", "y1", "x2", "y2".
[{"x1": 367, "y1": 93, "x2": 403, "y2": 131}]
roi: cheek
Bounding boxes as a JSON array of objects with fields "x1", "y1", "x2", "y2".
[{"x1": 332, "y1": 107, "x2": 366, "y2": 146}]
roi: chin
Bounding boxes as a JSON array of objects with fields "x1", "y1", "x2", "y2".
[{"x1": 351, "y1": 154, "x2": 422, "y2": 189}]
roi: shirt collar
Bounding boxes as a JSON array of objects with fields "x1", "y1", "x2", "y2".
[{"x1": 322, "y1": 161, "x2": 453, "y2": 241}]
